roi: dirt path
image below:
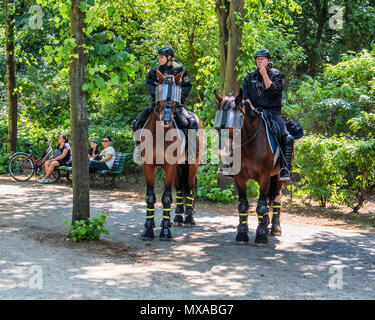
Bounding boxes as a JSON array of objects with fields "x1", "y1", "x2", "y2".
[{"x1": 0, "y1": 177, "x2": 374, "y2": 299}]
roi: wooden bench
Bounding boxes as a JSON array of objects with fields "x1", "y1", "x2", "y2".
[
  {"x1": 90, "y1": 152, "x2": 128, "y2": 187},
  {"x1": 55, "y1": 166, "x2": 72, "y2": 182}
]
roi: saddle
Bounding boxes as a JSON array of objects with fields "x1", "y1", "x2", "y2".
[{"x1": 259, "y1": 112, "x2": 281, "y2": 166}]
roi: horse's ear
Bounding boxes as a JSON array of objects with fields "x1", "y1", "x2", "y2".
[
  {"x1": 214, "y1": 90, "x2": 223, "y2": 105},
  {"x1": 175, "y1": 71, "x2": 184, "y2": 83},
  {"x1": 235, "y1": 88, "x2": 243, "y2": 106},
  {"x1": 156, "y1": 69, "x2": 165, "y2": 82}
]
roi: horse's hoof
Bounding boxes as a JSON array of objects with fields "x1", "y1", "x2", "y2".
[
  {"x1": 141, "y1": 228, "x2": 154, "y2": 241},
  {"x1": 173, "y1": 214, "x2": 184, "y2": 227},
  {"x1": 159, "y1": 227, "x2": 172, "y2": 241},
  {"x1": 183, "y1": 215, "x2": 195, "y2": 228},
  {"x1": 235, "y1": 231, "x2": 249, "y2": 244},
  {"x1": 235, "y1": 241, "x2": 249, "y2": 245},
  {"x1": 255, "y1": 225, "x2": 269, "y2": 246},
  {"x1": 271, "y1": 224, "x2": 282, "y2": 236},
  {"x1": 255, "y1": 241, "x2": 268, "y2": 247}
]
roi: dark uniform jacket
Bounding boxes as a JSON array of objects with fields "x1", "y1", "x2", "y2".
[
  {"x1": 146, "y1": 63, "x2": 192, "y2": 104},
  {"x1": 243, "y1": 67, "x2": 285, "y2": 112}
]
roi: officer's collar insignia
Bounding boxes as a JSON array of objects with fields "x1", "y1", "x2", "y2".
[{"x1": 184, "y1": 76, "x2": 189, "y2": 82}]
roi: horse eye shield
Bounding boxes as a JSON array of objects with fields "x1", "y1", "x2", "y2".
[
  {"x1": 155, "y1": 84, "x2": 182, "y2": 105},
  {"x1": 213, "y1": 109, "x2": 244, "y2": 130}
]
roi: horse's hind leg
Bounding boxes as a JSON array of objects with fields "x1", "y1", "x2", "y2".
[
  {"x1": 142, "y1": 165, "x2": 156, "y2": 241},
  {"x1": 173, "y1": 165, "x2": 185, "y2": 227},
  {"x1": 255, "y1": 176, "x2": 271, "y2": 246},
  {"x1": 234, "y1": 176, "x2": 249, "y2": 244},
  {"x1": 183, "y1": 165, "x2": 198, "y2": 228},
  {"x1": 269, "y1": 175, "x2": 283, "y2": 236},
  {"x1": 160, "y1": 165, "x2": 177, "y2": 241}
]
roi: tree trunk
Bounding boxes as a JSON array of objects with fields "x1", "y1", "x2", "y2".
[
  {"x1": 223, "y1": 0, "x2": 244, "y2": 96},
  {"x1": 5, "y1": 0, "x2": 17, "y2": 153},
  {"x1": 70, "y1": 0, "x2": 90, "y2": 223},
  {"x1": 216, "y1": 0, "x2": 229, "y2": 93},
  {"x1": 216, "y1": 0, "x2": 244, "y2": 96}
]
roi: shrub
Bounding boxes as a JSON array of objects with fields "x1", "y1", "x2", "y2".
[{"x1": 64, "y1": 209, "x2": 109, "y2": 242}]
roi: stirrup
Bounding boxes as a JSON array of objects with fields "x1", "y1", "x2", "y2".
[{"x1": 278, "y1": 167, "x2": 290, "y2": 181}]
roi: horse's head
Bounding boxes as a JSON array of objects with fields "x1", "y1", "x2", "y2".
[{"x1": 154, "y1": 69, "x2": 184, "y2": 126}]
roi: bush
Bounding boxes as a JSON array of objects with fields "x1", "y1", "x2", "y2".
[
  {"x1": 293, "y1": 134, "x2": 375, "y2": 211},
  {"x1": 64, "y1": 209, "x2": 109, "y2": 242}
]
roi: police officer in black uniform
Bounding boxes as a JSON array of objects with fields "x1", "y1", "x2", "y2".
[
  {"x1": 132, "y1": 46, "x2": 197, "y2": 133},
  {"x1": 243, "y1": 48, "x2": 294, "y2": 181}
]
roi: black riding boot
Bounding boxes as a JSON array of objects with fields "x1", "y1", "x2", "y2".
[
  {"x1": 132, "y1": 105, "x2": 154, "y2": 163},
  {"x1": 279, "y1": 134, "x2": 294, "y2": 182},
  {"x1": 174, "y1": 105, "x2": 189, "y2": 129},
  {"x1": 132, "y1": 105, "x2": 155, "y2": 134}
]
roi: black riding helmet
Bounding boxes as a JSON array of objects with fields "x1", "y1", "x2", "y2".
[
  {"x1": 254, "y1": 48, "x2": 271, "y2": 60},
  {"x1": 157, "y1": 46, "x2": 174, "y2": 58}
]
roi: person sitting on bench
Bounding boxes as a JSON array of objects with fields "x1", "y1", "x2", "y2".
[
  {"x1": 40, "y1": 134, "x2": 72, "y2": 184},
  {"x1": 89, "y1": 136, "x2": 116, "y2": 172}
]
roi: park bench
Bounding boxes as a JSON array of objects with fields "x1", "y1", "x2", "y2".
[
  {"x1": 54, "y1": 152, "x2": 128, "y2": 187},
  {"x1": 90, "y1": 152, "x2": 128, "y2": 187},
  {"x1": 55, "y1": 165, "x2": 72, "y2": 182}
]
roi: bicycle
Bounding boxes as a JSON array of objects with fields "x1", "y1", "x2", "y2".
[{"x1": 8, "y1": 140, "x2": 59, "y2": 182}]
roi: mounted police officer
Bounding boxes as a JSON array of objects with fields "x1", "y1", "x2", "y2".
[
  {"x1": 132, "y1": 46, "x2": 197, "y2": 134},
  {"x1": 242, "y1": 48, "x2": 294, "y2": 181}
]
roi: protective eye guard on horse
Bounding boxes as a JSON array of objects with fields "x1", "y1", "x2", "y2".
[
  {"x1": 155, "y1": 70, "x2": 183, "y2": 123},
  {"x1": 213, "y1": 99, "x2": 244, "y2": 130}
]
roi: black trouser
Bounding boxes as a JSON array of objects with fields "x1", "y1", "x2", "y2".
[
  {"x1": 262, "y1": 109, "x2": 294, "y2": 175},
  {"x1": 262, "y1": 109, "x2": 288, "y2": 137}
]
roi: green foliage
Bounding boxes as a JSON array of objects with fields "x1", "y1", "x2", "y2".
[
  {"x1": 64, "y1": 209, "x2": 109, "y2": 242},
  {"x1": 287, "y1": 49, "x2": 375, "y2": 136},
  {"x1": 293, "y1": 135, "x2": 375, "y2": 211},
  {"x1": 197, "y1": 164, "x2": 236, "y2": 203}
]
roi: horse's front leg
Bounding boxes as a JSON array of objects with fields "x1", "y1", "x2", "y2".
[
  {"x1": 234, "y1": 176, "x2": 250, "y2": 244},
  {"x1": 142, "y1": 165, "x2": 156, "y2": 241},
  {"x1": 255, "y1": 175, "x2": 271, "y2": 246},
  {"x1": 270, "y1": 175, "x2": 283, "y2": 236},
  {"x1": 160, "y1": 165, "x2": 177, "y2": 241}
]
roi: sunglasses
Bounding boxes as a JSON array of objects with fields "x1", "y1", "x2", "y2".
[{"x1": 102, "y1": 140, "x2": 109, "y2": 142}]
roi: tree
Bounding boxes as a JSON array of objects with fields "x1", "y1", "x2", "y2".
[
  {"x1": 5, "y1": 0, "x2": 17, "y2": 153},
  {"x1": 70, "y1": 0, "x2": 89, "y2": 223},
  {"x1": 216, "y1": 0, "x2": 244, "y2": 95}
]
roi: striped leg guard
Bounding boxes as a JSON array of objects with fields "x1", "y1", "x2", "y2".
[
  {"x1": 160, "y1": 192, "x2": 172, "y2": 240},
  {"x1": 184, "y1": 194, "x2": 195, "y2": 227},
  {"x1": 255, "y1": 200, "x2": 269, "y2": 246},
  {"x1": 141, "y1": 207, "x2": 155, "y2": 241},
  {"x1": 174, "y1": 192, "x2": 184, "y2": 226},
  {"x1": 271, "y1": 202, "x2": 282, "y2": 236},
  {"x1": 236, "y1": 200, "x2": 249, "y2": 244}
]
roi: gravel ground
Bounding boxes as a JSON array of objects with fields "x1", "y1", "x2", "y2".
[{"x1": 0, "y1": 177, "x2": 374, "y2": 300}]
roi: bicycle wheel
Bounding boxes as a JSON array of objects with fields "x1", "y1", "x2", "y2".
[{"x1": 8, "y1": 153, "x2": 35, "y2": 182}]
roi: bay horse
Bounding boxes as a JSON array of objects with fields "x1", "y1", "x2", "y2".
[
  {"x1": 214, "y1": 89, "x2": 292, "y2": 246},
  {"x1": 139, "y1": 69, "x2": 203, "y2": 241}
]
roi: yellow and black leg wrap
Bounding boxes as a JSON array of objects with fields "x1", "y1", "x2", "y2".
[
  {"x1": 255, "y1": 199, "x2": 269, "y2": 245},
  {"x1": 183, "y1": 194, "x2": 195, "y2": 227},
  {"x1": 236, "y1": 199, "x2": 249, "y2": 243},
  {"x1": 175, "y1": 192, "x2": 184, "y2": 215},
  {"x1": 185, "y1": 194, "x2": 194, "y2": 216},
  {"x1": 271, "y1": 202, "x2": 282, "y2": 236}
]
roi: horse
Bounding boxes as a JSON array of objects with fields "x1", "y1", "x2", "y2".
[
  {"x1": 139, "y1": 69, "x2": 203, "y2": 241},
  {"x1": 214, "y1": 89, "x2": 292, "y2": 246}
]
